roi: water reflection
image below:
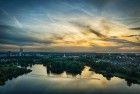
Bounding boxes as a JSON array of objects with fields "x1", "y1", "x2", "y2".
[
  {"x1": 28, "y1": 64, "x2": 140, "y2": 88},
  {"x1": 46, "y1": 65, "x2": 128, "y2": 88},
  {"x1": 0, "y1": 64, "x2": 140, "y2": 94}
]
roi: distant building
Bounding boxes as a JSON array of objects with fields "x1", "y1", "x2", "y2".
[
  {"x1": 7, "y1": 51, "x2": 11, "y2": 57},
  {"x1": 19, "y1": 48, "x2": 23, "y2": 56},
  {"x1": 63, "y1": 53, "x2": 66, "y2": 57}
]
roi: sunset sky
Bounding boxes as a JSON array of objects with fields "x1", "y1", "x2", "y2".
[{"x1": 0, "y1": 0, "x2": 140, "y2": 52}]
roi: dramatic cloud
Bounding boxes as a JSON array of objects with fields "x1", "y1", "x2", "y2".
[
  {"x1": 0, "y1": 0, "x2": 140, "y2": 52},
  {"x1": 129, "y1": 27, "x2": 140, "y2": 30},
  {"x1": 70, "y1": 21, "x2": 106, "y2": 38},
  {"x1": 0, "y1": 25, "x2": 53, "y2": 46}
]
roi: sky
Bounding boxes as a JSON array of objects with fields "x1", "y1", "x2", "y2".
[{"x1": 0, "y1": 0, "x2": 140, "y2": 52}]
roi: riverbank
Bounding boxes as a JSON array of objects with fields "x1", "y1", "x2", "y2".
[{"x1": 0, "y1": 64, "x2": 32, "y2": 85}]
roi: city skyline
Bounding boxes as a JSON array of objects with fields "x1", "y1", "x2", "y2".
[{"x1": 0, "y1": 0, "x2": 140, "y2": 52}]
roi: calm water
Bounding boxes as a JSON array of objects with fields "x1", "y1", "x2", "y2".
[{"x1": 0, "y1": 64, "x2": 140, "y2": 94}]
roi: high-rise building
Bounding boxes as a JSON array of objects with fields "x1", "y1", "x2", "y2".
[
  {"x1": 7, "y1": 51, "x2": 11, "y2": 57},
  {"x1": 19, "y1": 48, "x2": 23, "y2": 56},
  {"x1": 63, "y1": 53, "x2": 66, "y2": 57}
]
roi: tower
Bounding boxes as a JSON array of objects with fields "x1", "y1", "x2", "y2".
[
  {"x1": 7, "y1": 51, "x2": 11, "y2": 57},
  {"x1": 63, "y1": 53, "x2": 66, "y2": 57},
  {"x1": 19, "y1": 48, "x2": 23, "y2": 56}
]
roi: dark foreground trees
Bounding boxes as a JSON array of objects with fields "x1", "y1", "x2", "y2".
[
  {"x1": 0, "y1": 64, "x2": 31, "y2": 85},
  {"x1": 43, "y1": 56, "x2": 140, "y2": 85},
  {"x1": 0, "y1": 54, "x2": 139, "y2": 86}
]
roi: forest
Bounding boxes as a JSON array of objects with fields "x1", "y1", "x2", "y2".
[{"x1": 0, "y1": 54, "x2": 140, "y2": 86}]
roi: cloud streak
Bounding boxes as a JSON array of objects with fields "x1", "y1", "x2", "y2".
[
  {"x1": 0, "y1": 9, "x2": 22, "y2": 28},
  {"x1": 0, "y1": 0, "x2": 140, "y2": 52},
  {"x1": 70, "y1": 21, "x2": 106, "y2": 38},
  {"x1": 0, "y1": 25, "x2": 53, "y2": 46}
]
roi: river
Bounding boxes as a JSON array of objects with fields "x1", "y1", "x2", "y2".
[{"x1": 0, "y1": 64, "x2": 140, "y2": 94}]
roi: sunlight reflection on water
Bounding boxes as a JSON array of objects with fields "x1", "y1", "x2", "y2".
[{"x1": 0, "y1": 64, "x2": 140, "y2": 94}]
